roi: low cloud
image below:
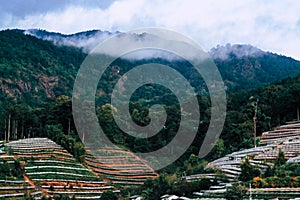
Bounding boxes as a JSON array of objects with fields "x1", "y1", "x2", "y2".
[
  {"x1": 1, "y1": 0, "x2": 300, "y2": 60},
  {"x1": 24, "y1": 29, "x2": 116, "y2": 53},
  {"x1": 210, "y1": 44, "x2": 266, "y2": 60}
]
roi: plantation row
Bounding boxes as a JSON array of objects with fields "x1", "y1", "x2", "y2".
[
  {"x1": 86, "y1": 148, "x2": 158, "y2": 186},
  {"x1": 207, "y1": 121, "x2": 300, "y2": 180},
  {"x1": 2, "y1": 138, "x2": 119, "y2": 199},
  {"x1": 0, "y1": 137, "x2": 161, "y2": 199}
]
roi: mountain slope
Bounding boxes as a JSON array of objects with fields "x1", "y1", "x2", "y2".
[
  {"x1": 0, "y1": 30, "x2": 86, "y2": 105},
  {"x1": 23, "y1": 29, "x2": 300, "y2": 91},
  {"x1": 220, "y1": 73, "x2": 300, "y2": 153},
  {"x1": 1, "y1": 29, "x2": 300, "y2": 105},
  {"x1": 211, "y1": 44, "x2": 300, "y2": 91},
  {"x1": 0, "y1": 29, "x2": 300, "y2": 180}
]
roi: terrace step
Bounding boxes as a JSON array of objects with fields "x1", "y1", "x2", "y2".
[
  {"x1": 4, "y1": 138, "x2": 114, "y2": 198},
  {"x1": 86, "y1": 148, "x2": 158, "y2": 186},
  {"x1": 206, "y1": 121, "x2": 300, "y2": 184}
]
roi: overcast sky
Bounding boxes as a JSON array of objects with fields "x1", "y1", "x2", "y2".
[{"x1": 1, "y1": 0, "x2": 300, "y2": 60}]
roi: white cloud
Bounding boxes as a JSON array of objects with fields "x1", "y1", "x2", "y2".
[{"x1": 2, "y1": 0, "x2": 300, "y2": 59}]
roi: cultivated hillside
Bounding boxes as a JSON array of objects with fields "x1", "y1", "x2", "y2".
[
  {"x1": 201, "y1": 121, "x2": 300, "y2": 199},
  {"x1": 1, "y1": 138, "x2": 117, "y2": 199},
  {"x1": 0, "y1": 137, "x2": 158, "y2": 199},
  {"x1": 0, "y1": 29, "x2": 300, "y2": 163}
]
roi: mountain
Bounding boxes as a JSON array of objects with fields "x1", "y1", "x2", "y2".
[
  {"x1": 1, "y1": 28, "x2": 300, "y2": 195},
  {"x1": 0, "y1": 29, "x2": 300, "y2": 180},
  {"x1": 23, "y1": 29, "x2": 300, "y2": 90},
  {"x1": 1, "y1": 29, "x2": 300, "y2": 105}
]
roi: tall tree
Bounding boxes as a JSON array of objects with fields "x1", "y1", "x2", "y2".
[
  {"x1": 239, "y1": 157, "x2": 260, "y2": 182},
  {"x1": 274, "y1": 149, "x2": 286, "y2": 167}
]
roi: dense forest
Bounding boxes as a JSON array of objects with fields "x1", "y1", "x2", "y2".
[
  {"x1": 0, "y1": 29, "x2": 299, "y2": 174},
  {"x1": 213, "y1": 47, "x2": 300, "y2": 91},
  {"x1": 0, "y1": 30, "x2": 85, "y2": 105}
]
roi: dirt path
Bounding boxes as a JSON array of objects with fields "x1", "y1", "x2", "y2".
[
  {"x1": 23, "y1": 174, "x2": 36, "y2": 187},
  {"x1": 21, "y1": 159, "x2": 48, "y2": 197}
]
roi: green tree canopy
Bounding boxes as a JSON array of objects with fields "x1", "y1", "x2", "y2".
[{"x1": 100, "y1": 191, "x2": 118, "y2": 200}]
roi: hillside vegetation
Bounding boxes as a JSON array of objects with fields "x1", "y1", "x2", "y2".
[
  {"x1": 0, "y1": 138, "x2": 118, "y2": 199},
  {"x1": 211, "y1": 43, "x2": 300, "y2": 91},
  {"x1": 0, "y1": 29, "x2": 299, "y2": 175},
  {"x1": 0, "y1": 30, "x2": 86, "y2": 105},
  {"x1": 1, "y1": 30, "x2": 300, "y2": 105},
  {"x1": 0, "y1": 29, "x2": 300, "y2": 199}
]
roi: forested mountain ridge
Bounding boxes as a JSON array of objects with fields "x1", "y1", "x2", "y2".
[
  {"x1": 0, "y1": 29, "x2": 299, "y2": 137},
  {"x1": 211, "y1": 43, "x2": 300, "y2": 91},
  {"x1": 24, "y1": 29, "x2": 300, "y2": 91},
  {"x1": 0, "y1": 30, "x2": 86, "y2": 105},
  {"x1": 1, "y1": 29, "x2": 300, "y2": 106}
]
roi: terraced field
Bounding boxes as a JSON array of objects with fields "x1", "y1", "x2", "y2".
[
  {"x1": 0, "y1": 138, "x2": 159, "y2": 198},
  {"x1": 0, "y1": 154, "x2": 39, "y2": 199},
  {"x1": 4, "y1": 138, "x2": 118, "y2": 199},
  {"x1": 177, "y1": 121, "x2": 300, "y2": 199},
  {"x1": 260, "y1": 121, "x2": 300, "y2": 145},
  {"x1": 206, "y1": 121, "x2": 300, "y2": 180},
  {"x1": 85, "y1": 148, "x2": 158, "y2": 186}
]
